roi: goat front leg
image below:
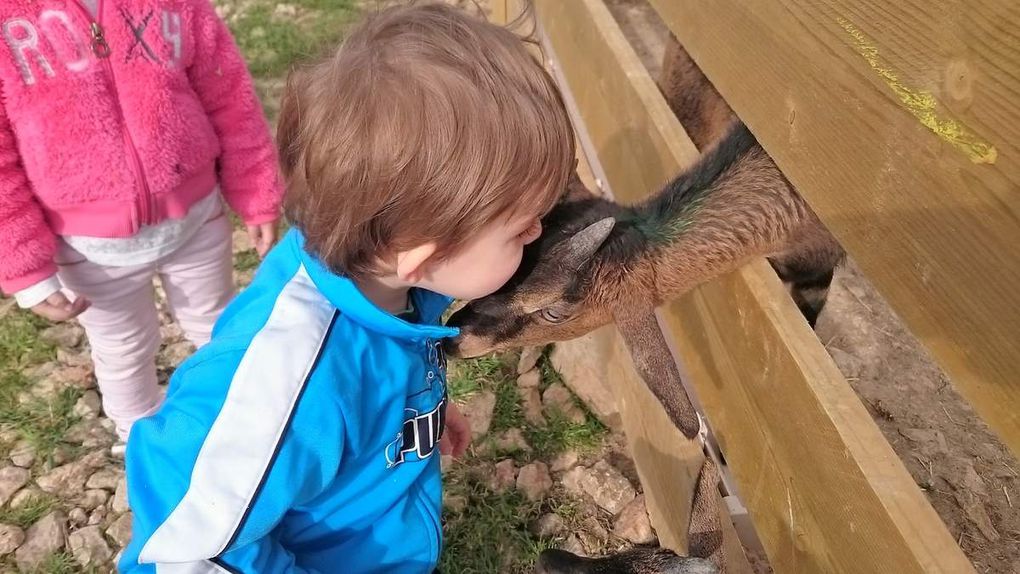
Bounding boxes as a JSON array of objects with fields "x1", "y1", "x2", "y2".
[{"x1": 614, "y1": 310, "x2": 701, "y2": 439}]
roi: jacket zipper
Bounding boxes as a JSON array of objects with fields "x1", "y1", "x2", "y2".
[{"x1": 73, "y1": 0, "x2": 154, "y2": 228}]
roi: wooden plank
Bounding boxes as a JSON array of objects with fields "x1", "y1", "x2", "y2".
[
  {"x1": 496, "y1": 1, "x2": 753, "y2": 568},
  {"x1": 564, "y1": 208, "x2": 754, "y2": 572},
  {"x1": 662, "y1": 265, "x2": 977, "y2": 574},
  {"x1": 534, "y1": 0, "x2": 976, "y2": 571},
  {"x1": 490, "y1": 0, "x2": 507, "y2": 25},
  {"x1": 648, "y1": 0, "x2": 1020, "y2": 457}
]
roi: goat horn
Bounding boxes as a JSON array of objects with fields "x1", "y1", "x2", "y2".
[{"x1": 563, "y1": 217, "x2": 616, "y2": 269}]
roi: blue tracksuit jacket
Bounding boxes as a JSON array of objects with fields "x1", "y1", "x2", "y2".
[{"x1": 119, "y1": 229, "x2": 458, "y2": 573}]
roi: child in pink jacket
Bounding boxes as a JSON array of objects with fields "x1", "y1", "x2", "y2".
[{"x1": 0, "y1": 0, "x2": 283, "y2": 445}]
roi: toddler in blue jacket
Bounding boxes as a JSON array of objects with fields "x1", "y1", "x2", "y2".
[{"x1": 119, "y1": 3, "x2": 576, "y2": 572}]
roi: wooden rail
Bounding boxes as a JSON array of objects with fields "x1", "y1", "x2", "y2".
[
  {"x1": 492, "y1": 2, "x2": 753, "y2": 569},
  {"x1": 521, "y1": 0, "x2": 979, "y2": 571},
  {"x1": 648, "y1": 0, "x2": 1020, "y2": 457}
]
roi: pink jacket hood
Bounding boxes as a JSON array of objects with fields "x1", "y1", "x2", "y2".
[{"x1": 0, "y1": 0, "x2": 283, "y2": 293}]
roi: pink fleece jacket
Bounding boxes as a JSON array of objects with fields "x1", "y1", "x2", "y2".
[{"x1": 0, "y1": 0, "x2": 283, "y2": 294}]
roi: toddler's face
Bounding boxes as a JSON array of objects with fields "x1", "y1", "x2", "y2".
[{"x1": 418, "y1": 213, "x2": 543, "y2": 301}]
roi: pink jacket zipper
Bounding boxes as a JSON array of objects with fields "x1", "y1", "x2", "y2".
[{"x1": 72, "y1": 0, "x2": 154, "y2": 228}]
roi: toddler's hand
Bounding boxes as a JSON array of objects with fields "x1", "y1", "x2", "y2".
[
  {"x1": 31, "y1": 291, "x2": 89, "y2": 322},
  {"x1": 247, "y1": 221, "x2": 278, "y2": 258},
  {"x1": 440, "y1": 401, "x2": 471, "y2": 458}
]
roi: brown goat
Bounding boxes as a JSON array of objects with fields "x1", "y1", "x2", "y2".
[{"x1": 445, "y1": 37, "x2": 843, "y2": 438}]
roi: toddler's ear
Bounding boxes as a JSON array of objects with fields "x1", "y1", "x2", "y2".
[{"x1": 395, "y1": 243, "x2": 438, "y2": 284}]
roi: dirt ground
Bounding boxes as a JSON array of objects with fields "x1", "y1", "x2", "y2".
[{"x1": 604, "y1": 0, "x2": 1020, "y2": 572}]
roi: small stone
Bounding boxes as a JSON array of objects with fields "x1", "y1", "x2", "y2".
[
  {"x1": 234, "y1": 269, "x2": 255, "y2": 288},
  {"x1": 518, "y1": 387, "x2": 545, "y2": 426},
  {"x1": 68, "y1": 507, "x2": 88, "y2": 528},
  {"x1": 73, "y1": 390, "x2": 102, "y2": 419},
  {"x1": 561, "y1": 533, "x2": 586, "y2": 556},
  {"x1": 87, "y1": 506, "x2": 107, "y2": 527},
  {"x1": 14, "y1": 511, "x2": 67, "y2": 571},
  {"x1": 162, "y1": 341, "x2": 195, "y2": 368},
  {"x1": 0, "y1": 524, "x2": 25, "y2": 557},
  {"x1": 579, "y1": 516, "x2": 609, "y2": 549},
  {"x1": 159, "y1": 323, "x2": 185, "y2": 344},
  {"x1": 827, "y1": 347, "x2": 863, "y2": 379},
  {"x1": 532, "y1": 513, "x2": 565, "y2": 538},
  {"x1": 56, "y1": 349, "x2": 92, "y2": 368},
  {"x1": 49, "y1": 363, "x2": 96, "y2": 390},
  {"x1": 961, "y1": 462, "x2": 987, "y2": 496},
  {"x1": 954, "y1": 491, "x2": 999, "y2": 541},
  {"x1": 0, "y1": 466, "x2": 30, "y2": 506},
  {"x1": 516, "y1": 462, "x2": 552, "y2": 502},
  {"x1": 550, "y1": 337, "x2": 622, "y2": 430},
  {"x1": 491, "y1": 429, "x2": 531, "y2": 454},
  {"x1": 550, "y1": 451, "x2": 579, "y2": 473},
  {"x1": 8, "y1": 441, "x2": 35, "y2": 468},
  {"x1": 66, "y1": 419, "x2": 115, "y2": 449},
  {"x1": 460, "y1": 391, "x2": 497, "y2": 438},
  {"x1": 111, "y1": 477, "x2": 129, "y2": 514},
  {"x1": 68, "y1": 525, "x2": 113, "y2": 566},
  {"x1": 613, "y1": 495, "x2": 656, "y2": 544},
  {"x1": 443, "y1": 493, "x2": 467, "y2": 514},
  {"x1": 36, "y1": 451, "x2": 106, "y2": 495},
  {"x1": 86, "y1": 469, "x2": 123, "y2": 492},
  {"x1": 562, "y1": 461, "x2": 636, "y2": 515},
  {"x1": 105, "y1": 513, "x2": 132, "y2": 548},
  {"x1": 272, "y1": 3, "x2": 298, "y2": 17},
  {"x1": 99, "y1": 418, "x2": 116, "y2": 434},
  {"x1": 231, "y1": 228, "x2": 254, "y2": 253},
  {"x1": 50, "y1": 444, "x2": 75, "y2": 466},
  {"x1": 26, "y1": 361, "x2": 58, "y2": 381},
  {"x1": 9, "y1": 488, "x2": 43, "y2": 510},
  {"x1": 562, "y1": 466, "x2": 586, "y2": 493},
  {"x1": 40, "y1": 323, "x2": 84, "y2": 348},
  {"x1": 516, "y1": 370, "x2": 541, "y2": 389},
  {"x1": 517, "y1": 347, "x2": 543, "y2": 374},
  {"x1": 542, "y1": 383, "x2": 586, "y2": 424},
  {"x1": 489, "y1": 459, "x2": 517, "y2": 493}
]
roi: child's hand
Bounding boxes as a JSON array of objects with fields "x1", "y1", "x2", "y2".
[
  {"x1": 31, "y1": 291, "x2": 89, "y2": 322},
  {"x1": 247, "y1": 221, "x2": 278, "y2": 258},
  {"x1": 440, "y1": 401, "x2": 471, "y2": 458}
]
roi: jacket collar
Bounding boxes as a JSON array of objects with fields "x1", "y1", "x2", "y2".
[{"x1": 287, "y1": 229, "x2": 459, "y2": 342}]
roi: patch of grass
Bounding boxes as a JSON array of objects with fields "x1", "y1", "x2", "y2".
[
  {"x1": 228, "y1": 0, "x2": 358, "y2": 79},
  {"x1": 30, "y1": 551, "x2": 102, "y2": 574},
  {"x1": 538, "y1": 348, "x2": 564, "y2": 389},
  {"x1": 0, "y1": 493, "x2": 59, "y2": 529},
  {"x1": 233, "y1": 249, "x2": 262, "y2": 273},
  {"x1": 447, "y1": 354, "x2": 508, "y2": 400},
  {"x1": 549, "y1": 495, "x2": 584, "y2": 523},
  {"x1": 439, "y1": 474, "x2": 551, "y2": 574},
  {"x1": 491, "y1": 375, "x2": 525, "y2": 434},
  {"x1": 4, "y1": 387, "x2": 84, "y2": 464},
  {"x1": 0, "y1": 307, "x2": 54, "y2": 369},
  {"x1": 0, "y1": 308, "x2": 78, "y2": 460},
  {"x1": 527, "y1": 411, "x2": 607, "y2": 460}
]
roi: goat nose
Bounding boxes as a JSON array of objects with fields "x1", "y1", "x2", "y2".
[{"x1": 441, "y1": 337, "x2": 461, "y2": 358}]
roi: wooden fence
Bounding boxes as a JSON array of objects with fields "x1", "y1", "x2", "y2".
[{"x1": 494, "y1": 0, "x2": 1017, "y2": 572}]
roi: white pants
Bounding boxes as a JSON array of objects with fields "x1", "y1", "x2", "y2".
[{"x1": 57, "y1": 212, "x2": 235, "y2": 439}]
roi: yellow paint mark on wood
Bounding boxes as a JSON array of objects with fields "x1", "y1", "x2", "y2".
[{"x1": 837, "y1": 17, "x2": 997, "y2": 165}]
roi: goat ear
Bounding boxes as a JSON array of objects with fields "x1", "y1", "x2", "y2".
[{"x1": 563, "y1": 217, "x2": 615, "y2": 269}]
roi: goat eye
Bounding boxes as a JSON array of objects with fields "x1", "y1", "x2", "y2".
[{"x1": 539, "y1": 308, "x2": 569, "y2": 324}]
